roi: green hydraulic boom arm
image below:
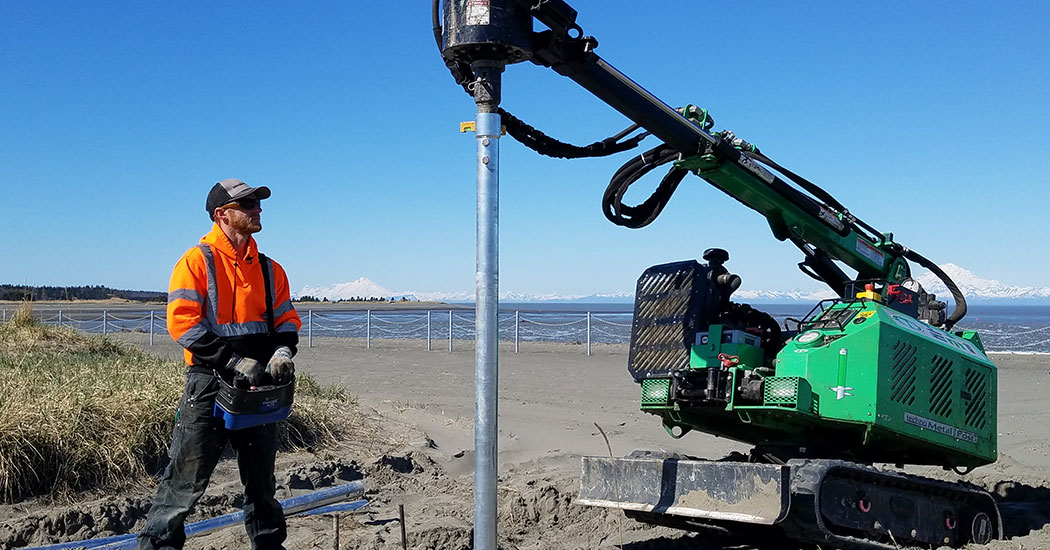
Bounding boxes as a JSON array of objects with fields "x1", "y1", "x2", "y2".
[
  {"x1": 672, "y1": 123, "x2": 910, "y2": 290},
  {"x1": 437, "y1": 0, "x2": 967, "y2": 328}
]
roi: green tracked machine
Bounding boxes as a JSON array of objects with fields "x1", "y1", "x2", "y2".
[
  {"x1": 582, "y1": 262, "x2": 1000, "y2": 548},
  {"x1": 438, "y1": 0, "x2": 1002, "y2": 547}
]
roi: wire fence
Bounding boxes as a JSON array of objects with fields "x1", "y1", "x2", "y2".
[
  {"x1": 3, "y1": 306, "x2": 1047, "y2": 354},
  {"x1": 0, "y1": 307, "x2": 634, "y2": 356}
]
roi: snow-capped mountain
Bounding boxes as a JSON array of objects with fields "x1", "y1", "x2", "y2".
[
  {"x1": 914, "y1": 264, "x2": 1050, "y2": 302},
  {"x1": 298, "y1": 278, "x2": 417, "y2": 301}
]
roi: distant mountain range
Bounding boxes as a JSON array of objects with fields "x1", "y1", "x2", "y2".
[{"x1": 298, "y1": 264, "x2": 1050, "y2": 304}]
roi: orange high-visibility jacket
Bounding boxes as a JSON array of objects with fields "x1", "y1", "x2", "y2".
[{"x1": 167, "y1": 224, "x2": 301, "y2": 371}]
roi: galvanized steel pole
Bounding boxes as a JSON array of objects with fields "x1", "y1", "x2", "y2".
[
  {"x1": 308, "y1": 310, "x2": 313, "y2": 348},
  {"x1": 149, "y1": 310, "x2": 154, "y2": 346},
  {"x1": 473, "y1": 61, "x2": 503, "y2": 550},
  {"x1": 427, "y1": 310, "x2": 432, "y2": 351}
]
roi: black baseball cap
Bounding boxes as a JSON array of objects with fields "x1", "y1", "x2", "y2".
[{"x1": 206, "y1": 178, "x2": 271, "y2": 220}]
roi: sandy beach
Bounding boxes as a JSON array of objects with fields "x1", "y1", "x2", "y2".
[{"x1": 3, "y1": 334, "x2": 1049, "y2": 549}]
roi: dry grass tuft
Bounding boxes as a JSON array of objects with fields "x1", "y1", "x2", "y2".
[{"x1": 0, "y1": 305, "x2": 362, "y2": 502}]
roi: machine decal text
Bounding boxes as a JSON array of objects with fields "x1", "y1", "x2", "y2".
[
  {"x1": 854, "y1": 239, "x2": 885, "y2": 267},
  {"x1": 904, "y1": 412, "x2": 979, "y2": 444}
]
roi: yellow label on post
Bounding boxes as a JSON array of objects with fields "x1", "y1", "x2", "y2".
[{"x1": 460, "y1": 121, "x2": 476, "y2": 133}]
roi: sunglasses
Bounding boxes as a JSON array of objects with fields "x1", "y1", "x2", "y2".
[{"x1": 222, "y1": 198, "x2": 261, "y2": 211}]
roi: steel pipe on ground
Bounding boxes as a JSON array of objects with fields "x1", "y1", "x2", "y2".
[{"x1": 21, "y1": 481, "x2": 366, "y2": 550}]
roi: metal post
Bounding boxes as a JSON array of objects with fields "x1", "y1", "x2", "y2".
[
  {"x1": 473, "y1": 62, "x2": 503, "y2": 550},
  {"x1": 149, "y1": 310, "x2": 154, "y2": 346},
  {"x1": 102, "y1": 310, "x2": 108, "y2": 336},
  {"x1": 449, "y1": 310, "x2": 453, "y2": 352},
  {"x1": 366, "y1": 310, "x2": 371, "y2": 349},
  {"x1": 587, "y1": 312, "x2": 592, "y2": 356},
  {"x1": 333, "y1": 514, "x2": 340, "y2": 550},
  {"x1": 514, "y1": 311, "x2": 519, "y2": 353},
  {"x1": 308, "y1": 310, "x2": 313, "y2": 348},
  {"x1": 58, "y1": 310, "x2": 62, "y2": 327},
  {"x1": 427, "y1": 310, "x2": 432, "y2": 351}
]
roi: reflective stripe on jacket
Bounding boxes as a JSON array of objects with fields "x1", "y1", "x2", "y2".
[{"x1": 167, "y1": 223, "x2": 301, "y2": 369}]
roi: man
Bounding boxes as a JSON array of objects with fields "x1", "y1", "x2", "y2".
[{"x1": 138, "y1": 178, "x2": 302, "y2": 550}]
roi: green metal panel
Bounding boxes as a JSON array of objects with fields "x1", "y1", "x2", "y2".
[
  {"x1": 873, "y1": 310, "x2": 998, "y2": 464},
  {"x1": 775, "y1": 305, "x2": 882, "y2": 424}
]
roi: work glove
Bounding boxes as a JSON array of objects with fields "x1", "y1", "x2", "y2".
[
  {"x1": 227, "y1": 354, "x2": 265, "y2": 386},
  {"x1": 267, "y1": 346, "x2": 295, "y2": 383}
]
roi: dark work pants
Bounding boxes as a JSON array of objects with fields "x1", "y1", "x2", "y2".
[{"x1": 138, "y1": 372, "x2": 286, "y2": 550}]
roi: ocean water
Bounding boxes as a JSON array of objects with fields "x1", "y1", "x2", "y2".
[{"x1": 13, "y1": 303, "x2": 1049, "y2": 353}]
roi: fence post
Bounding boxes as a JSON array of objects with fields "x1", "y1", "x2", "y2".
[
  {"x1": 587, "y1": 312, "x2": 591, "y2": 356},
  {"x1": 102, "y1": 310, "x2": 108, "y2": 336},
  {"x1": 149, "y1": 310, "x2": 154, "y2": 346},
  {"x1": 308, "y1": 310, "x2": 313, "y2": 348},
  {"x1": 448, "y1": 310, "x2": 453, "y2": 352},
  {"x1": 514, "y1": 311, "x2": 519, "y2": 353},
  {"x1": 366, "y1": 310, "x2": 371, "y2": 349},
  {"x1": 58, "y1": 310, "x2": 63, "y2": 327},
  {"x1": 427, "y1": 310, "x2": 432, "y2": 351}
]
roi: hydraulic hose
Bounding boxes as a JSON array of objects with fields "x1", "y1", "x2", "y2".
[
  {"x1": 602, "y1": 144, "x2": 684, "y2": 228},
  {"x1": 498, "y1": 109, "x2": 646, "y2": 159},
  {"x1": 902, "y1": 248, "x2": 968, "y2": 330},
  {"x1": 433, "y1": 0, "x2": 647, "y2": 159}
]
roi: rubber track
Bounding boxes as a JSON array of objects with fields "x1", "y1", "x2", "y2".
[{"x1": 788, "y1": 459, "x2": 1002, "y2": 549}]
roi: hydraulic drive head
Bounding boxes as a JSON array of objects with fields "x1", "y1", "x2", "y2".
[{"x1": 441, "y1": 0, "x2": 533, "y2": 67}]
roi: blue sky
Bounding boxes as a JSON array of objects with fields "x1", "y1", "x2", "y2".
[{"x1": 2, "y1": 1, "x2": 1048, "y2": 296}]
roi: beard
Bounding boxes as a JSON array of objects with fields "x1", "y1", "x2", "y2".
[{"x1": 231, "y1": 215, "x2": 262, "y2": 234}]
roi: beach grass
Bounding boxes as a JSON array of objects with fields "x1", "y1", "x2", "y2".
[{"x1": 0, "y1": 303, "x2": 359, "y2": 503}]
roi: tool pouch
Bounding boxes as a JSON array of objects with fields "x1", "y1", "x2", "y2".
[{"x1": 213, "y1": 373, "x2": 295, "y2": 430}]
